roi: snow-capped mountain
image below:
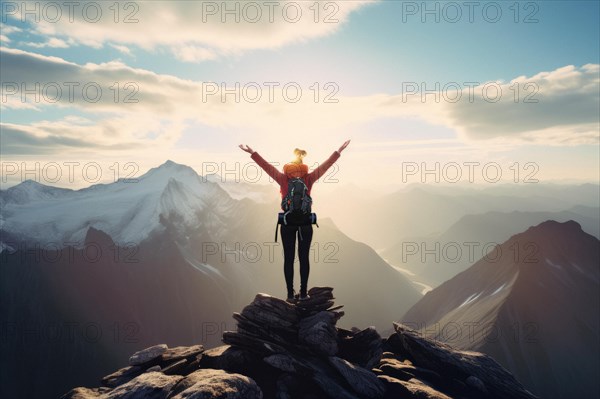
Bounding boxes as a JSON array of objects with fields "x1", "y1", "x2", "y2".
[
  {"x1": 401, "y1": 220, "x2": 600, "y2": 399},
  {"x1": 0, "y1": 179, "x2": 72, "y2": 205},
  {"x1": 1, "y1": 160, "x2": 423, "y2": 398},
  {"x1": 0, "y1": 160, "x2": 236, "y2": 248}
]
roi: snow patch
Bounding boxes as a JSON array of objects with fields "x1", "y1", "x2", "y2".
[
  {"x1": 490, "y1": 283, "x2": 507, "y2": 296},
  {"x1": 458, "y1": 292, "x2": 482, "y2": 308},
  {"x1": 546, "y1": 258, "x2": 563, "y2": 270}
]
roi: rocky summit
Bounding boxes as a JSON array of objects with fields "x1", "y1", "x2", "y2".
[{"x1": 62, "y1": 287, "x2": 537, "y2": 399}]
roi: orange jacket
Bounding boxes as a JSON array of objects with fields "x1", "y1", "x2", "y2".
[{"x1": 250, "y1": 150, "x2": 341, "y2": 201}]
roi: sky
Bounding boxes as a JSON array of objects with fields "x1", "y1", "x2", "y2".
[{"x1": 0, "y1": 0, "x2": 599, "y2": 190}]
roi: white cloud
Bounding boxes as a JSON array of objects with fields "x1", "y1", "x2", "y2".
[
  {"x1": 109, "y1": 43, "x2": 133, "y2": 55},
  {"x1": 444, "y1": 64, "x2": 600, "y2": 144},
  {"x1": 1, "y1": 47, "x2": 598, "y2": 158},
  {"x1": 0, "y1": 23, "x2": 22, "y2": 35},
  {"x1": 24, "y1": 37, "x2": 70, "y2": 48},
  {"x1": 0, "y1": 22, "x2": 22, "y2": 44},
  {"x1": 7, "y1": 0, "x2": 375, "y2": 62}
]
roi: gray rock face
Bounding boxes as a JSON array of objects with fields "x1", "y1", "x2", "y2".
[
  {"x1": 465, "y1": 375, "x2": 487, "y2": 393},
  {"x1": 223, "y1": 287, "x2": 382, "y2": 398},
  {"x1": 129, "y1": 344, "x2": 169, "y2": 366},
  {"x1": 384, "y1": 323, "x2": 538, "y2": 399},
  {"x1": 329, "y1": 356, "x2": 385, "y2": 399},
  {"x1": 162, "y1": 345, "x2": 204, "y2": 362},
  {"x1": 61, "y1": 387, "x2": 112, "y2": 399},
  {"x1": 378, "y1": 376, "x2": 453, "y2": 399},
  {"x1": 338, "y1": 326, "x2": 383, "y2": 369},
  {"x1": 105, "y1": 372, "x2": 182, "y2": 398},
  {"x1": 298, "y1": 311, "x2": 340, "y2": 355},
  {"x1": 63, "y1": 287, "x2": 536, "y2": 399},
  {"x1": 101, "y1": 366, "x2": 144, "y2": 388},
  {"x1": 167, "y1": 368, "x2": 262, "y2": 399}
]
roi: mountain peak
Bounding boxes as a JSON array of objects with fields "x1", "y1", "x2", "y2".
[
  {"x1": 63, "y1": 287, "x2": 536, "y2": 399},
  {"x1": 19, "y1": 179, "x2": 44, "y2": 186},
  {"x1": 2, "y1": 178, "x2": 71, "y2": 204},
  {"x1": 7, "y1": 179, "x2": 48, "y2": 191},
  {"x1": 159, "y1": 159, "x2": 179, "y2": 167},
  {"x1": 141, "y1": 160, "x2": 199, "y2": 182},
  {"x1": 531, "y1": 219, "x2": 582, "y2": 233},
  {"x1": 159, "y1": 159, "x2": 187, "y2": 169}
]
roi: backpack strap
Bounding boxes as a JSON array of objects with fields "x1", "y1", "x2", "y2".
[{"x1": 283, "y1": 210, "x2": 291, "y2": 225}]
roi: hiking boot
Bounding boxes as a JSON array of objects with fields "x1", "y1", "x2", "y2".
[
  {"x1": 286, "y1": 289, "x2": 296, "y2": 303},
  {"x1": 298, "y1": 290, "x2": 310, "y2": 301}
]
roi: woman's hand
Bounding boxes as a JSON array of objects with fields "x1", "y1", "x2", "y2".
[
  {"x1": 239, "y1": 144, "x2": 255, "y2": 154},
  {"x1": 338, "y1": 140, "x2": 350, "y2": 153}
]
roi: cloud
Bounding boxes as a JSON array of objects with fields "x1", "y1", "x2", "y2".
[
  {"x1": 0, "y1": 46, "x2": 203, "y2": 115},
  {"x1": 109, "y1": 43, "x2": 133, "y2": 56},
  {"x1": 7, "y1": 0, "x2": 375, "y2": 62},
  {"x1": 1, "y1": 123, "x2": 105, "y2": 155},
  {"x1": 0, "y1": 23, "x2": 22, "y2": 35},
  {"x1": 24, "y1": 37, "x2": 70, "y2": 48},
  {"x1": 0, "y1": 116, "x2": 185, "y2": 155},
  {"x1": 1, "y1": 47, "x2": 598, "y2": 157},
  {"x1": 0, "y1": 22, "x2": 22, "y2": 44},
  {"x1": 444, "y1": 64, "x2": 600, "y2": 144}
]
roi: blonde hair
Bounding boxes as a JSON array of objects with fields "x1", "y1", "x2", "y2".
[
  {"x1": 293, "y1": 148, "x2": 307, "y2": 164},
  {"x1": 294, "y1": 148, "x2": 307, "y2": 157}
]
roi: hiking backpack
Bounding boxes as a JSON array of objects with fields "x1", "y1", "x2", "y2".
[
  {"x1": 282, "y1": 177, "x2": 312, "y2": 221},
  {"x1": 274, "y1": 177, "x2": 318, "y2": 242}
]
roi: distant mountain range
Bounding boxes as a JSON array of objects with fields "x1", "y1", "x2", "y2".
[
  {"x1": 2, "y1": 161, "x2": 598, "y2": 398},
  {"x1": 401, "y1": 220, "x2": 600, "y2": 399},
  {"x1": 320, "y1": 183, "x2": 600, "y2": 250},
  {"x1": 382, "y1": 208, "x2": 600, "y2": 286},
  {"x1": 0, "y1": 160, "x2": 421, "y2": 398}
]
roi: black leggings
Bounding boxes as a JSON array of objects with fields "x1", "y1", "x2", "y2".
[{"x1": 280, "y1": 224, "x2": 313, "y2": 293}]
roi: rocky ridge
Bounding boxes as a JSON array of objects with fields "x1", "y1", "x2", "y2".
[{"x1": 62, "y1": 287, "x2": 537, "y2": 399}]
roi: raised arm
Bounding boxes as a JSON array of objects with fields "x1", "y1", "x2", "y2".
[
  {"x1": 239, "y1": 144, "x2": 286, "y2": 185},
  {"x1": 306, "y1": 140, "x2": 350, "y2": 184}
]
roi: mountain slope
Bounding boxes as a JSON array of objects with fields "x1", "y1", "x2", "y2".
[
  {"x1": 318, "y1": 183, "x2": 599, "y2": 250},
  {"x1": 0, "y1": 160, "x2": 235, "y2": 247},
  {"x1": 401, "y1": 220, "x2": 600, "y2": 399},
  {"x1": 381, "y1": 208, "x2": 600, "y2": 286}
]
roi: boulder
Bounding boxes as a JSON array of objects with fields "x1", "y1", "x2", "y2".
[
  {"x1": 338, "y1": 326, "x2": 383, "y2": 369},
  {"x1": 298, "y1": 311, "x2": 340, "y2": 356},
  {"x1": 161, "y1": 345, "x2": 204, "y2": 362},
  {"x1": 167, "y1": 368, "x2": 262, "y2": 399},
  {"x1": 105, "y1": 372, "x2": 183, "y2": 399},
  {"x1": 129, "y1": 344, "x2": 169, "y2": 366},
  {"x1": 101, "y1": 366, "x2": 144, "y2": 388},
  {"x1": 61, "y1": 387, "x2": 112, "y2": 399},
  {"x1": 329, "y1": 357, "x2": 385, "y2": 399},
  {"x1": 389, "y1": 323, "x2": 538, "y2": 399}
]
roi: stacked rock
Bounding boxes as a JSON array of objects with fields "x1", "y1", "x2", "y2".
[
  {"x1": 62, "y1": 287, "x2": 538, "y2": 399},
  {"x1": 221, "y1": 287, "x2": 385, "y2": 399},
  {"x1": 63, "y1": 343, "x2": 263, "y2": 399}
]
